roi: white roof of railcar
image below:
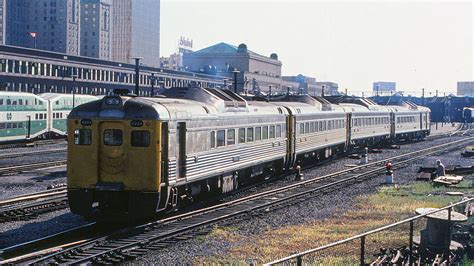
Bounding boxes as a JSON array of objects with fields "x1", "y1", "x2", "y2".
[
  {"x1": 0, "y1": 91, "x2": 40, "y2": 98},
  {"x1": 40, "y1": 93, "x2": 98, "y2": 101},
  {"x1": 136, "y1": 97, "x2": 286, "y2": 120}
]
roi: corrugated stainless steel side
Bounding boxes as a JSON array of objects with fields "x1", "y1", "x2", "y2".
[
  {"x1": 294, "y1": 129, "x2": 346, "y2": 154},
  {"x1": 167, "y1": 139, "x2": 287, "y2": 182}
]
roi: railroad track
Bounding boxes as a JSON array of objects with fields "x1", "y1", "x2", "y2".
[
  {"x1": 0, "y1": 188, "x2": 68, "y2": 223},
  {"x1": 0, "y1": 160, "x2": 67, "y2": 176},
  {"x1": 0, "y1": 148, "x2": 66, "y2": 160},
  {"x1": 0, "y1": 139, "x2": 66, "y2": 150},
  {"x1": 4, "y1": 137, "x2": 472, "y2": 265}
]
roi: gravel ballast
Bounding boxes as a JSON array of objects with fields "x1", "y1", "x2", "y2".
[
  {"x1": 137, "y1": 137, "x2": 474, "y2": 264},
  {"x1": 0, "y1": 135, "x2": 471, "y2": 256}
]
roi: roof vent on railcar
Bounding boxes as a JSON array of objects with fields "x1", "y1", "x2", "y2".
[{"x1": 159, "y1": 86, "x2": 248, "y2": 112}]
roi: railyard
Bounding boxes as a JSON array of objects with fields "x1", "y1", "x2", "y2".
[
  {"x1": 0, "y1": 0, "x2": 472, "y2": 264},
  {"x1": 0, "y1": 124, "x2": 472, "y2": 264}
]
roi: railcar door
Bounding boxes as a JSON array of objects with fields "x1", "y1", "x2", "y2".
[
  {"x1": 420, "y1": 113, "x2": 423, "y2": 129},
  {"x1": 281, "y1": 106, "x2": 296, "y2": 170},
  {"x1": 390, "y1": 112, "x2": 396, "y2": 139},
  {"x1": 176, "y1": 122, "x2": 186, "y2": 179},
  {"x1": 98, "y1": 121, "x2": 126, "y2": 185},
  {"x1": 345, "y1": 113, "x2": 352, "y2": 150}
]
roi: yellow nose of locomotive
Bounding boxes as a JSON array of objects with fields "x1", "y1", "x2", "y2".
[{"x1": 67, "y1": 96, "x2": 163, "y2": 219}]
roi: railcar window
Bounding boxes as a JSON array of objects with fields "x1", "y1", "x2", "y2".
[
  {"x1": 104, "y1": 129, "x2": 123, "y2": 146},
  {"x1": 276, "y1": 125, "x2": 282, "y2": 138},
  {"x1": 210, "y1": 131, "x2": 216, "y2": 148},
  {"x1": 0, "y1": 99, "x2": 3, "y2": 105},
  {"x1": 305, "y1": 123, "x2": 310, "y2": 133},
  {"x1": 6, "y1": 123, "x2": 11, "y2": 129},
  {"x1": 238, "y1": 128, "x2": 245, "y2": 143},
  {"x1": 247, "y1": 128, "x2": 254, "y2": 142},
  {"x1": 255, "y1": 127, "x2": 262, "y2": 141},
  {"x1": 269, "y1": 126, "x2": 275, "y2": 138},
  {"x1": 300, "y1": 123, "x2": 304, "y2": 135},
  {"x1": 227, "y1": 129, "x2": 235, "y2": 145},
  {"x1": 0, "y1": 123, "x2": 4, "y2": 129},
  {"x1": 74, "y1": 129, "x2": 92, "y2": 145},
  {"x1": 18, "y1": 122, "x2": 23, "y2": 128},
  {"x1": 311, "y1": 122, "x2": 315, "y2": 132},
  {"x1": 217, "y1": 130, "x2": 225, "y2": 147},
  {"x1": 131, "y1": 130, "x2": 150, "y2": 147},
  {"x1": 263, "y1": 126, "x2": 269, "y2": 139}
]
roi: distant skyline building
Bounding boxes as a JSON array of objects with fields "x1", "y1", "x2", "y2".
[
  {"x1": 80, "y1": 0, "x2": 112, "y2": 59},
  {"x1": 0, "y1": 0, "x2": 5, "y2": 45},
  {"x1": 160, "y1": 37, "x2": 193, "y2": 70},
  {"x1": 183, "y1": 42, "x2": 297, "y2": 93},
  {"x1": 282, "y1": 74, "x2": 318, "y2": 95},
  {"x1": 316, "y1": 81, "x2": 339, "y2": 96},
  {"x1": 5, "y1": 0, "x2": 80, "y2": 55},
  {"x1": 373, "y1": 81, "x2": 396, "y2": 95},
  {"x1": 457, "y1": 81, "x2": 474, "y2": 97},
  {"x1": 111, "y1": 0, "x2": 160, "y2": 66},
  {"x1": 160, "y1": 53, "x2": 184, "y2": 70}
]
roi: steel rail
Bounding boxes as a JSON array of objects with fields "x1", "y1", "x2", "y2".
[
  {"x1": 0, "y1": 223, "x2": 97, "y2": 263},
  {"x1": 0, "y1": 160, "x2": 67, "y2": 175},
  {"x1": 0, "y1": 187, "x2": 66, "y2": 207},
  {"x1": 20, "y1": 137, "x2": 473, "y2": 265},
  {"x1": 0, "y1": 194, "x2": 68, "y2": 223},
  {"x1": 0, "y1": 148, "x2": 66, "y2": 160}
]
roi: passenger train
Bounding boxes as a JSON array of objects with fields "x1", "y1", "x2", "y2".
[
  {"x1": 0, "y1": 91, "x2": 97, "y2": 143},
  {"x1": 67, "y1": 87, "x2": 430, "y2": 219}
]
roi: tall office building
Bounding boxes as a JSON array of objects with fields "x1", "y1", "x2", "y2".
[
  {"x1": 0, "y1": 0, "x2": 5, "y2": 44},
  {"x1": 112, "y1": 0, "x2": 160, "y2": 66},
  {"x1": 5, "y1": 0, "x2": 80, "y2": 55},
  {"x1": 80, "y1": 0, "x2": 112, "y2": 59}
]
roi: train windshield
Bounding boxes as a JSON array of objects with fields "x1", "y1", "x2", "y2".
[{"x1": 104, "y1": 129, "x2": 123, "y2": 146}]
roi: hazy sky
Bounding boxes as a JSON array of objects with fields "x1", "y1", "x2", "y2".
[{"x1": 161, "y1": 0, "x2": 473, "y2": 96}]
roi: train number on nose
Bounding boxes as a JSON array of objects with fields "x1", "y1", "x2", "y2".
[
  {"x1": 81, "y1": 119, "x2": 93, "y2": 126},
  {"x1": 130, "y1": 120, "x2": 144, "y2": 127}
]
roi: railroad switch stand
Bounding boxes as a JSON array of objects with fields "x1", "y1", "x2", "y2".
[
  {"x1": 385, "y1": 162, "x2": 394, "y2": 184},
  {"x1": 295, "y1": 163, "x2": 303, "y2": 180}
]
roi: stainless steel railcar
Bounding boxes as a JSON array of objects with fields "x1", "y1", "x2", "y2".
[{"x1": 67, "y1": 87, "x2": 431, "y2": 218}]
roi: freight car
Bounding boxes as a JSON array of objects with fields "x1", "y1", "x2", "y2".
[{"x1": 67, "y1": 87, "x2": 430, "y2": 219}]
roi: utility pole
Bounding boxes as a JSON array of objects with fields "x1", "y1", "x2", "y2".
[
  {"x1": 232, "y1": 70, "x2": 240, "y2": 93},
  {"x1": 321, "y1": 85, "x2": 325, "y2": 97},
  {"x1": 150, "y1": 72, "x2": 158, "y2": 96},
  {"x1": 268, "y1": 85, "x2": 272, "y2": 102},
  {"x1": 72, "y1": 70, "x2": 78, "y2": 109},
  {"x1": 26, "y1": 115, "x2": 31, "y2": 139},
  {"x1": 132, "y1": 57, "x2": 142, "y2": 96},
  {"x1": 422, "y1": 88, "x2": 425, "y2": 106}
]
